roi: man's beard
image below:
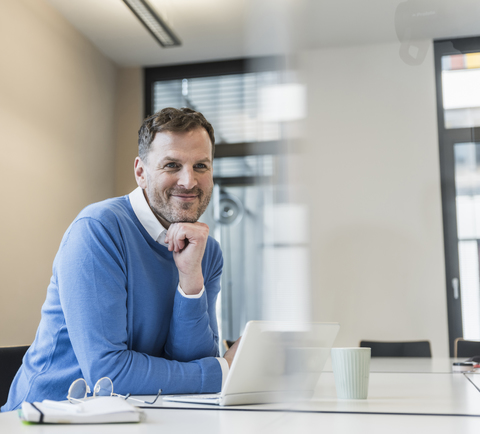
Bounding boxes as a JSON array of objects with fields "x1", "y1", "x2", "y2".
[{"x1": 148, "y1": 185, "x2": 212, "y2": 224}]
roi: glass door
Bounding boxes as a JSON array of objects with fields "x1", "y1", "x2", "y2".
[
  {"x1": 435, "y1": 37, "x2": 480, "y2": 355},
  {"x1": 454, "y1": 142, "x2": 480, "y2": 340}
]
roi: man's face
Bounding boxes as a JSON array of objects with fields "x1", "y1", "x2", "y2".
[{"x1": 134, "y1": 128, "x2": 214, "y2": 227}]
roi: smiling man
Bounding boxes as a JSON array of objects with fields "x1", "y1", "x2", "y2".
[
  {"x1": 2, "y1": 108, "x2": 237, "y2": 412},
  {"x1": 134, "y1": 114, "x2": 214, "y2": 296}
]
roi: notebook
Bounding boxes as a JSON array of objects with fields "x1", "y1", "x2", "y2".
[
  {"x1": 20, "y1": 397, "x2": 143, "y2": 424},
  {"x1": 162, "y1": 321, "x2": 339, "y2": 406}
]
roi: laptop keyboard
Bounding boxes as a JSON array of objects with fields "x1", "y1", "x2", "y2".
[{"x1": 166, "y1": 393, "x2": 220, "y2": 400}]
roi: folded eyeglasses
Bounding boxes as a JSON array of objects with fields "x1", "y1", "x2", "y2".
[{"x1": 67, "y1": 377, "x2": 162, "y2": 405}]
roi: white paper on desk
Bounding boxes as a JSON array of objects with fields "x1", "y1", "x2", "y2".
[{"x1": 19, "y1": 396, "x2": 144, "y2": 424}]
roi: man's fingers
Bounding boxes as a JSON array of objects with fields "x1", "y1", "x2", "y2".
[
  {"x1": 176, "y1": 238, "x2": 186, "y2": 252},
  {"x1": 166, "y1": 224, "x2": 181, "y2": 252},
  {"x1": 171, "y1": 225, "x2": 187, "y2": 253},
  {"x1": 166, "y1": 223, "x2": 208, "y2": 253}
]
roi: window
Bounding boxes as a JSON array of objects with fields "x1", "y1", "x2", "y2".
[
  {"x1": 435, "y1": 37, "x2": 480, "y2": 355},
  {"x1": 144, "y1": 58, "x2": 283, "y2": 157},
  {"x1": 152, "y1": 73, "x2": 281, "y2": 144}
]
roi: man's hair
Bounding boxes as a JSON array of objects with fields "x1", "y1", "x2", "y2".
[{"x1": 138, "y1": 107, "x2": 215, "y2": 161}]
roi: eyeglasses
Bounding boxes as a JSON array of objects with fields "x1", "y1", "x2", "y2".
[{"x1": 67, "y1": 377, "x2": 162, "y2": 405}]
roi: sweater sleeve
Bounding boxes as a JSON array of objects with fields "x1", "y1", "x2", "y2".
[
  {"x1": 56, "y1": 217, "x2": 222, "y2": 396},
  {"x1": 164, "y1": 242, "x2": 223, "y2": 362}
]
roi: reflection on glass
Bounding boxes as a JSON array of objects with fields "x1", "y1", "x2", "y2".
[
  {"x1": 153, "y1": 68, "x2": 309, "y2": 343},
  {"x1": 454, "y1": 142, "x2": 480, "y2": 339},
  {"x1": 201, "y1": 154, "x2": 310, "y2": 343},
  {"x1": 213, "y1": 155, "x2": 273, "y2": 178}
]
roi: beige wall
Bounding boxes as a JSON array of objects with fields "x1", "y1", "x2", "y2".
[
  {"x1": 300, "y1": 41, "x2": 449, "y2": 356},
  {"x1": 0, "y1": 0, "x2": 118, "y2": 345},
  {"x1": 114, "y1": 68, "x2": 143, "y2": 197}
]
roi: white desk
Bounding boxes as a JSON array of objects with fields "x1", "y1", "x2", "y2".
[
  {"x1": 2, "y1": 358, "x2": 480, "y2": 433},
  {"x1": 2, "y1": 406, "x2": 480, "y2": 434},
  {"x1": 324, "y1": 356, "x2": 459, "y2": 373}
]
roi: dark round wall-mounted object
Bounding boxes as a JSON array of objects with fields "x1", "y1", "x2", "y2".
[{"x1": 216, "y1": 192, "x2": 244, "y2": 226}]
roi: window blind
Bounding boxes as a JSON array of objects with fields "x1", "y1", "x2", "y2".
[{"x1": 153, "y1": 72, "x2": 281, "y2": 144}]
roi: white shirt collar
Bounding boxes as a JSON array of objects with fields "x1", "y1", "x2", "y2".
[{"x1": 129, "y1": 187, "x2": 168, "y2": 247}]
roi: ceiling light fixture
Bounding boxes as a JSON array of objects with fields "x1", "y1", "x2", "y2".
[{"x1": 122, "y1": 0, "x2": 181, "y2": 48}]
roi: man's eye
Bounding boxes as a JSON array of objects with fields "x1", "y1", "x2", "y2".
[
  {"x1": 194, "y1": 164, "x2": 207, "y2": 169},
  {"x1": 165, "y1": 163, "x2": 178, "y2": 169}
]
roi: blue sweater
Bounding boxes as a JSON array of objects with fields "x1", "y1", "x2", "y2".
[{"x1": 2, "y1": 195, "x2": 223, "y2": 411}]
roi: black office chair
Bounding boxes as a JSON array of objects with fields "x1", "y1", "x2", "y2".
[
  {"x1": 360, "y1": 340, "x2": 432, "y2": 357},
  {"x1": 454, "y1": 338, "x2": 480, "y2": 358},
  {"x1": 0, "y1": 345, "x2": 29, "y2": 407}
]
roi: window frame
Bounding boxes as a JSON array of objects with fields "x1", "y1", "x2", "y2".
[{"x1": 434, "y1": 36, "x2": 480, "y2": 356}]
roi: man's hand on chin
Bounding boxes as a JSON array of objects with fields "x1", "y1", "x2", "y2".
[{"x1": 165, "y1": 222, "x2": 209, "y2": 296}]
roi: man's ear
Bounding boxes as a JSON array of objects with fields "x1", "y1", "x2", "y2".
[{"x1": 134, "y1": 157, "x2": 147, "y2": 189}]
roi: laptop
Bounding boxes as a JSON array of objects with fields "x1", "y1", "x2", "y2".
[{"x1": 162, "y1": 321, "x2": 339, "y2": 406}]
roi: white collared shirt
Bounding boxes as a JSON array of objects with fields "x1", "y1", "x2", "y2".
[{"x1": 128, "y1": 187, "x2": 229, "y2": 383}]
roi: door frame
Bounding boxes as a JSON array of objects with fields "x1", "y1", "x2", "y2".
[{"x1": 434, "y1": 36, "x2": 480, "y2": 356}]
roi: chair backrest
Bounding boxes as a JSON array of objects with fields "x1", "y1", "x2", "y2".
[
  {"x1": 360, "y1": 340, "x2": 432, "y2": 357},
  {"x1": 454, "y1": 338, "x2": 480, "y2": 358},
  {"x1": 223, "y1": 339, "x2": 235, "y2": 351},
  {"x1": 0, "y1": 345, "x2": 29, "y2": 407}
]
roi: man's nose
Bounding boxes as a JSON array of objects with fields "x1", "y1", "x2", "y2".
[{"x1": 177, "y1": 167, "x2": 197, "y2": 189}]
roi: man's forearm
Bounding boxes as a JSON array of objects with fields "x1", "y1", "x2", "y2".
[{"x1": 164, "y1": 288, "x2": 219, "y2": 362}]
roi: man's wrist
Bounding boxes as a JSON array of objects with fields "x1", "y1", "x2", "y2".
[
  {"x1": 216, "y1": 357, "x2": 230, "y2": 388},
  {"x1": 178, "y1": 271, "x2": 204, "y2": 295}
]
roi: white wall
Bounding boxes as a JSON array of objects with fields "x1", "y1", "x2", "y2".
[{"x1": 299, "y1": 41, "x2": 449, "y2": 356}]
